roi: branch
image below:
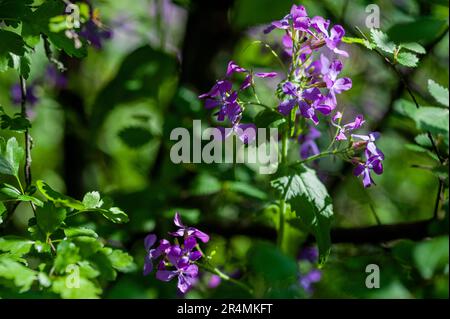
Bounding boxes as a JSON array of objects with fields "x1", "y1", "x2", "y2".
[
  {"x1": 19, "y1": 76, "x2": 32, "y2": 189},
  {"x1": 199, "y1": 219, "x2": 440, "y2": 244}
]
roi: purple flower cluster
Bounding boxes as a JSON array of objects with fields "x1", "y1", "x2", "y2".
[
  {"x1": 266, "y1": 5, "x2": 384, "y2": 188},
  {"x1": 298, "y1": 246, "x2": 322, "y2": 295},
  {"x1": 199, "y1": 61, "x2": 277, "y2": 143},
  {"x1": 143, "y1": 213, "x2": 210, "y2": 294}
]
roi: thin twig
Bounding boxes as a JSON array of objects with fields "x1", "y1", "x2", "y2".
[{"x1": 19, "y1": 76, "x2": 33, "y2": 189}]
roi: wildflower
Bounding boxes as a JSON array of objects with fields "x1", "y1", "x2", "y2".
[
  {"x1": 332, "y1": 112, "x2": 365, "y2": 140},
  {"x1": 299, "y1": 269, "x2": 322, "y2": 294},
  {"x1": 10, "y1": 83, "x2": 39, "y2": 106},
  {"x1": 170, "y1": 212, "x2": 210, "y2": 243}
]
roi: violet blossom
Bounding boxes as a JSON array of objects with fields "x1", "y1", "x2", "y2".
[{"x1": 143, "y1": 212, "x2": 209, "y2": 294}]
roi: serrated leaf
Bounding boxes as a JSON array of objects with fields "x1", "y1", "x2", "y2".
[
  {"x1": 54, "y1": 240, "x2": 80, "y2": 274},
  {"x1": 0, "y1": 255, "x2": 37, "y2": 292},
  {"x1": 370, "y1": 28, "x2": 395, "y2": 53},
  {"x1": 428, "y1": 79, "x2": 449, "y2": 107},
  {"x1": 51, "y1": 276, "x2": 101, "y2": 299},
  {"x1": 82, "y1": 191, "x2": 103, "y2": 209},
  {"x1": 36, "y1": 180, "x2": 85, "y2": 210},
  {"x1": 35, "y1": 202, "x2": 67, "y2": 236},
  {"x1": 0, "y1": 236, "x2": 34, "y2": 257},
  {"x1": 400, "y1": 42, "x2": 426, "y2": 54},
  {"x1": 397, "y1": 52, "x2": 419, "y2": 67},
  {"x1": 271, "y1": 165, "x2": 333, "y2": 263},
  {"x1": 107, "y1": 249, "x2": 135, "y2": 272},
  {"x1": 414, "y1": 107, "x2": 449, "y2": 145}
]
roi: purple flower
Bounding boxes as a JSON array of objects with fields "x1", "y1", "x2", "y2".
[
  {"x1": 79, "y1": 19, "x2": 113, "y2": 50},
  {"x1": 170, "y1": 212, "x2": 210, "y2": 243},
  {"x1": 10, "y1": 83, "x2": 39, "y2": 106},
  {"x1": 298, "y1": 246, "x2": 319, "y2": 263},
  {"x1": 156, "y1": 246, "x2": 199, "y2": 294},
  {"x1": 298, "y1": 127, "x2": 321, "y2": 159},
  {"x1": 207, "y1": 274, "x2": 222, "y2": 289},
  {"x1": 218, "y1": 123, "x2": 257, "y2": 144},
  {"x1": 320, "y1": 55, "x2": 352, "y2": 100},
  {"x1": 299, "y1": 269, "x2": 322, "y2": 294},
  {"x1": 332, "y1": 112, "x2": 365, "y2": 140},
  {"x1": 352, "y1": 134, "x2": 384, "y2": 188},
  {"x1": 226, "y1": 61, "x2": 277, "y2": 90},
  {"x1": 46, "y1": 65, "x2": 68, "y2": 89}
]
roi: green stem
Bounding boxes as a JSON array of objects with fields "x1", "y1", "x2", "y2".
[
  {"x1": 290, "y1": 148, "x2": 349, "y2": 168},
  {"x1": 277, "y1": 131, "x2": 288, "y2": 249}
]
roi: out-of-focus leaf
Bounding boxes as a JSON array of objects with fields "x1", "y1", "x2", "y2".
[
  {"x1": 51, "y1": 276, "x2": 101, "y2": 299},
  {"x1": 64, "y1": 227, "x2": 98, "y2": 239},
  {"x1": 254, "y1": 109, "x2": 286, "y2": 128},
  {"x1": 0, "y1": 236, "x2": 34, "y2": 257},
  {"x1": 428, "y1": 79, "x2": 449, "y2": 107},
  {"x1": 54, "y1": 240, "x2": 80, "y2": 274},
  {"x1": 91, "y1": 46, "x2": 178, "y2": 131},
  {"x1": 231, "y1": 0, "x2": 293, "y2": 29},
  {"x1": 0, "y1": 255, "x2": 37, "y2": 292},
  {"x1": 0, "y1": 202, "x2": 6, "y2": 224},
  {"x1": 387, "y1": 17, "x2": 447, "y2": 43},
  {"x1": 226, "y1": 181, "x2": 268, "y2": 200},
  {"x1": 247, "y1": 241, "x2": 298, "y2": 283},
  {"x1": 190, "y1": 173, "x2": 221, "y2": 196},
  {"x1": 413, "y1": 236, "x2": 449, "y2": 279}
]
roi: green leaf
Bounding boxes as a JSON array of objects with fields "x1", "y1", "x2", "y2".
[
  {"x1": 370, "y1": 28, "x2": 395, "y2": 54},
  {"x1": 428, "y1": 79, "x2": 449, "y2": 107},
  {"x1": 399, "y1": 42, "x2": 426, "y2": 54},
  {"x1": 271, "y1": 165, "x2": 333, "y2": 263},
  {"x1": 254, "y1": 109, "x2": 286, "y2": 128},
  {"x1": 0, "y1": 184, "x2": 44, "y2": 206},
  {"x1": 247, "y1": 241, "x2": 298, "y2": 284},
  {"x1": 0, "y1": 255, "x2": 37, "y2": 292},
  {"x1": 54, "y1": 240, "x2": 80, "y2": 274},
  {"x1": 413, "y1": 236, "x2": 449, "y2": 279},
  {"x1": 387, "y1": 17, "x2": 447, "y2": 43},
  {"x1": 64, "y1": 227, "x2": 98, "y2": 239},
  {"x1": 415, "y1": 133, "x2": 432, "y2": 147},
  {"x1": 0, "y1": 202, "x2": 6, "y2": 224},
  {"x1": 0, "y1": 29, "x2": 27, "y2": 57},
  {"x1": 396, "y1": 52, "x2": 419, "y2": 67},
  {"x1": 226, "y1": 181, "x2": 268, "y2": 200},
  {"x1": 107, "y1": 249, "x2": 135, "y2": 273},
  {"x1": 414, "y1": 107, "x2": 449, "y2": 144},
  {"x1": 118, "y1": 126, "x2": 153, "y2": 148},
  {"x1": 0, "y1": 137, "x2": 24, "y2": 177},
  {"x1": 82, "y1": 191, "x2": 103, "y2": 209},
  {"x1": 51, "y1": 276, "x2": 101, "y2": 299},
  {"x1": 35, "y1": 202, "x2": 67, "y2": 236},
  {"x1": 0, "y1": 236, "x2": 34, "y2": 257},
  {"x1": 36, "y1": 180, "x2": 85, "y2": 210},
  {"x1": 190, "y1": 173, "x2": 222, "y2": 196},
  {"x1": 0, "y1": 106, "x2": 31, "y2": 132}
]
